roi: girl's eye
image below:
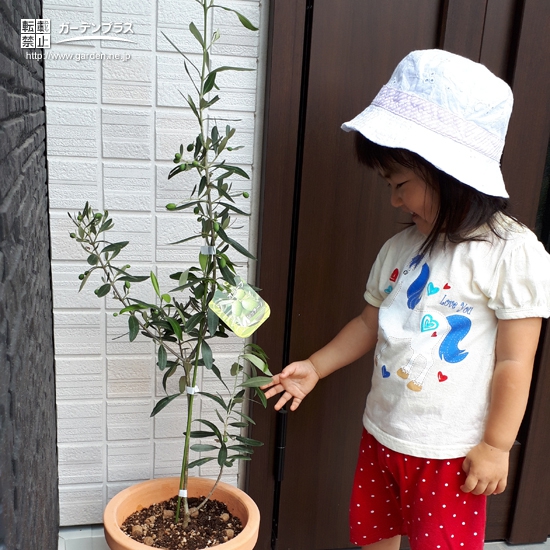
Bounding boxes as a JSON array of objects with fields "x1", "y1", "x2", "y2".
[{"x1": 386, "y1": 180, "x2": 406, "y2": 190}]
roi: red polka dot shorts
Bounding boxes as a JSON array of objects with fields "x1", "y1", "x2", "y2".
[{"x1": 350, "y1": 430, "x2": 486, "y2": 549}]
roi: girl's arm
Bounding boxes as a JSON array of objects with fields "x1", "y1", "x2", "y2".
[
  {"x1": 262, "y1": 303, "x2": 379, "y2": 411},
  {"x1": 461, "y1": 317, "x2": 542, "y2": 496}
]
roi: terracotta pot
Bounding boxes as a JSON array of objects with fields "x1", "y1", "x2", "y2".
[{"x1": 103, "y1": 477, "x2": 260, "y2": 550}]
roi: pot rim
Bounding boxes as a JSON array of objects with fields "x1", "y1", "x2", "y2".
[{"x1": 103, "y1": 476, "x2": 260, "y2": 550}]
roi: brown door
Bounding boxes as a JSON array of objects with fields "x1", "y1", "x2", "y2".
[{"x1": 249, "y1": 1, "x2": 550, "y2": 549}]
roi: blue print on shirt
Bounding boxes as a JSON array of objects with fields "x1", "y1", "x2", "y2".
[
  {"x1": 380, "y1": 259, "x2": 471, "y2": 391},
  {"x1": 439, "y1": 314, "x2": 471, "y2": 363},
  {"x1": 406, "y1": 263, "x2": 429, "y2": 310}
]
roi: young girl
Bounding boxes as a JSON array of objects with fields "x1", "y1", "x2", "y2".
[{"x1": 262, "y1": 49, "x2": 550, "y2": 549}]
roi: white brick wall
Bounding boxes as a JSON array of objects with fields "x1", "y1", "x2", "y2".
[{"x1": 45, "y1": 0, "x2": 268, "y2": 526}]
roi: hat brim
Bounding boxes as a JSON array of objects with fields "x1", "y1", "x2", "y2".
[{"x1": 342, "y1": 104, "x2": 509, "y2": 199}]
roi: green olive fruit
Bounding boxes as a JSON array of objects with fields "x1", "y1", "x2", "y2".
[
  {"x1": 232, "y1": 301, "x2": 243, "y2": 316},
  {"x1": 241, "y1": 298, "x2": 257, "y2": 311},
  {"x1": 243, "y1": 192, "x2": 250, "y2": 198}
]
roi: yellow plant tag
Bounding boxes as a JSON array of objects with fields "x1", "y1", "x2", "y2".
[{"x1": 208, "y1": 277, "x2": 270, "y2": 338}]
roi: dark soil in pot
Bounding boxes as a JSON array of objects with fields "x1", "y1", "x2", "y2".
[{"x1": 121, "y1": 496, "x2": 244, "y2": 549}]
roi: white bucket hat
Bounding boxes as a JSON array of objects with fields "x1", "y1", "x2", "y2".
[{"x1": 342, "y1": 49, "x2": 513, "y2": 198}]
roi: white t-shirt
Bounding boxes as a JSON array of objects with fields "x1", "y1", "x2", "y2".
[{"x1": 363, "y1": 218, "x2": 550, "y2": 459}]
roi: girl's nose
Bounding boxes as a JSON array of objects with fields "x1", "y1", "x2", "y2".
[{"x1": 390, "y1": 188, "x2": 402, "y2": 208}]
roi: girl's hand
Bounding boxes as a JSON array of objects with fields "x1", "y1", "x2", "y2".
[
  {"x1": 461, "y1": 441, "x2": 509, "y2": 496},
  {"x1": 261, "y1": 359, "x2": 321, "y2": 411}
]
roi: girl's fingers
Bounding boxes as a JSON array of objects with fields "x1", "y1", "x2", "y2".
[
  {"x1": 274, "y1": 391, "x2": 293, "y2": 411},
  {"x1": 463, "y1": 476, "x2": 486, "y2": 495},
  {"x1": 493, "y1": 479, "x2": 507, "y2": 495},
  {"x1": 474, "y1": 483, "x2": 487, "y2": 496},
  {"x1": 262, "y1": 362, "x2": 310, "y2": 410},
  {"x1": 263, "y1": 383, "x2": 284, "y2": 400},
  {"x1": 260, "y1": 381, "x2": 275, "y2": 390},
  {"x1": 261, "y1": 374, "x2": 281, "y2": 391},
  {"x1": 278, "y1": 364, "x2": 296, "y2": 379},
  {"x1": 462, "y1": 475, "x2": 504, "y2": 496},
  {"x1": 274, "y1": 392, "x2": 302, "y2": 412},
  {"x1": 460, "y1": 472, "x2": 477, "y2": 493},
  {"x1": 483, "y1": 481, "x2": 498, "y2": 496},
  {"x1": 288, "y1": 396, "x2": 302, "y2": 411},
  {"x1": 260, "y1": 366, "x2": 295, "y2": 391}
]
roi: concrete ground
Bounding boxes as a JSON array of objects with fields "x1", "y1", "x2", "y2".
[
  {"x1": 485, "y1": 540, "x2": 550, "y2": 550},
  {"x1": 58, "y1": 525, "x2": 550, "y2": 550},
  {"x1": 58, "y1": 526, "x2": 109, "y2": 550}
]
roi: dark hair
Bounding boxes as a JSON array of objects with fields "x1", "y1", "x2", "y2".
[{"x1": 354, "y1": 133, "x2": 516, "y2": 255}]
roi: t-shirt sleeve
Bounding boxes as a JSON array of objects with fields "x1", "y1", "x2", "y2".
[
  {"x1": 487, "y1": 234, "x2": 550, "y2": 319},
  {"x1": 364, "y1": 238, "x2": 394, "y2": 307}
]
